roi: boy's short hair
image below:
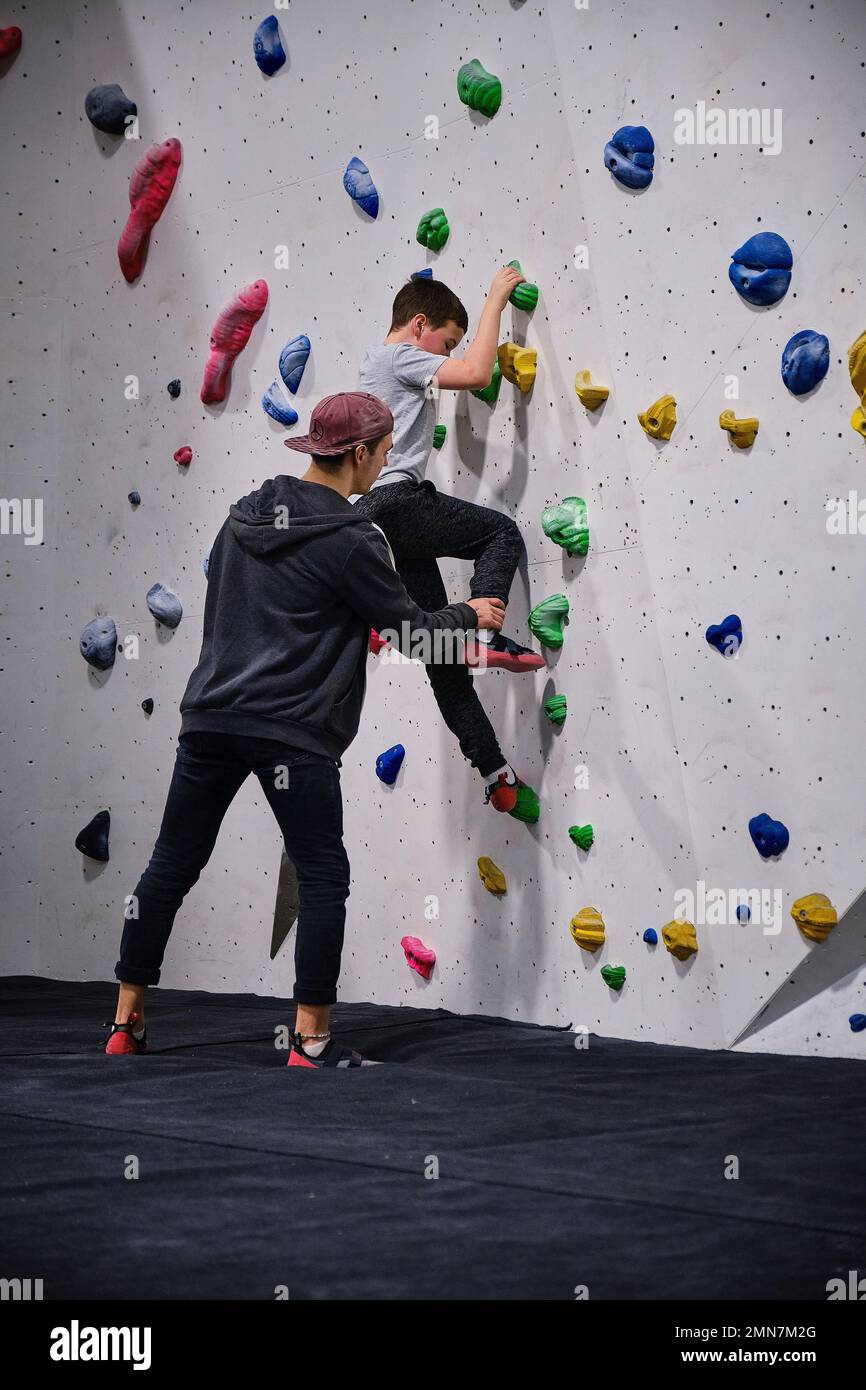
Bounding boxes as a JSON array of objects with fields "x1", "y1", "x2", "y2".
[
  {"x1": 311, "y1": 432, "x2": 389, "y2": 473},
  {"x1": 389, "y1": 278, "x2": 468, "y2": 334}
]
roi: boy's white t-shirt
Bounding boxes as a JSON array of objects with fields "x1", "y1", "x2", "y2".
[{"x1": 357, "y1": 343, "x2": 448, "y2": 487}]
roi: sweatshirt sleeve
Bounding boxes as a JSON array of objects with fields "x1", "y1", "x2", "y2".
[{"x1": 335, "y1": 526, "x2": 478, "y2": 652}]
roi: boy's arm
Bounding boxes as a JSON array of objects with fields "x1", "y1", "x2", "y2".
[{"x1": 434, "y1": 265, "x2": 525, "y2": 391}]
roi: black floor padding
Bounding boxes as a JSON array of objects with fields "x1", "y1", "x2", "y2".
[{"x1": 1, "y1": 976, "x2": 864, "y2": 1300}]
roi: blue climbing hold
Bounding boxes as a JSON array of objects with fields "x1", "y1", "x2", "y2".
[
  {"x1": 167, "y1": 378, "x2": 181, "y2": 399},
  {"x1": 279, "y1": 335, "x2": 311, "y2": 395},
  {"x1": 202, "y1": 550, "x2": 210, "y2": 579},
  {"x1": 781, "y1": 330, "x2": 830, "y2": 395},
  {"x1": 263, "y1": 380, "x2": 299, "y2": 425},
  {"x1": 411, "y1": 268, "x2": 433, "y2": 280},
  {"x1": 80, "y1": 616, "x2": 118, "y2": 671},
  {"x1": 604, "y1": 125, "x2": 655, "y2": 189},
  {"x1": 128, "y1": 490, "x2": 141, "y2": 506},
  {"x1": 736, "y1": 904, "x2": 751, "y2": 923},
  {"x1": 643, "y1": 927, "x2": 658, "y2": 945},
  {"x1": 84, "y1": 83, "x2": 137, "y2": 135},
  {"x1": 706, "y1": 614, "x2": 743, "y2": 657},
  {"x1": 146, "y1": 582, "x2": 183, "y2": 629},
  {"x1": 343, "y1": 156, "x2": 379, "y2": 219},
  {"x1": 728, "y1": 232, "x2": 792, "y2": 307},
  {"x1": 748, "y1": 813, "x2": 789, "y2": 859},
  {"x1": 253, "y1": 16, "x2": 285, "y2": 76},
  {"x1": 849, "y1": 1014, "x2": 866, "y2": 1033},
  {"x1": 376, "y1": 744, "x2": 405, "y2": 785}
]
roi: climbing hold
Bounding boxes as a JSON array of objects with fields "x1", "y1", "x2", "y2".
[
  {"x1": 643, "y1": 927, "x2": 658, "y2": 945},
  {"x1": 570, "y1": 907, "x2": 606, "y2": 952},
  {"x1": 749, "y1": 813, "x2": 789, "y2": 859},
  {"x1": 263, "y1": 381, "x2": 299, "y2": 426},
  {"x1": 400, "y1": 935, "x2": 435, "y2": 980},
  {"x1": 411, "y1": 268, "x2": 433, "y2": 280},
  {"x1": 432, "y1": 424, "x2": 447, "y2": 449},
  {"x1": 201, "y1": 279, "x2": 269, "y2": 405},
  {"x1": 117, "y1": 138, "x2": 182, "y2": 284},
  {"x1": 544, "y1": 694, "x2": 568, "y2": 725},
  {"x1": 173, "y1": 446, "x2": 192, "y2": 465},
  {"x1": 253, "y1": 15, "x2": 285, "y2": 75},
  {"x1": 849, "y1": 1014, "x2": 866, "y2": 1033},
  {"x1": 85, "y1": 83, "x2": 137, "y2": 135},
  {"x1": 790, "y1": 893, "x2": 837, "y2": 943},
  {"x1": 128, "y1": 490, "x2": 141, "y2": 506},
  {"x1": 167, "y1": 378, "x2": 181, "y2": 399},
  {"x1": 375, "y1": 743, "x2": 405, "y2": 785},
  {"x1": 528, "y1": 594, "x2": 569, "y2": 649},
  {"x1": 604, "y1": 125, "x2": 654, "y2": 189},
  {"x1": 662, "y1": 919, "x2": 698, "y2": 960},
  {"x1": 202, "y1": 550, "x2": 210, "y2": 578},
  {"x1": 0, "y1": 26, "x2": 21, "y2": 58},
  {"x1": 478, "y1": 856, "x2": 507, "y2": 894},
  {"x1": 456, "y1": 58, "x2": 502, "y2": 118},
  {"x1": 141, "y1": 698, "x2": 154, "y2": 715},
  {"x1": 497, "y1": 342, "x2": 537, "y2": 393},
  {"x1": 279, "y1": 334, "x2": 311, "y2": 394},
  {"x1": 369, "y1": 629, "x2": 389, "y2": 654},
  {"x1": 638, "y1": 394, "x2": 677, "y2": 439},
  {"x1": 342, "y1": 156, "x2": 379, "y2": 219},
  {"x1": 736, "y1": 904, "x2": 751, "y2": 923},
  {"x1": 705, "y1": 614, "x2": 742, "y2": 657},
  {"x1": 509, "y1": 784, "x2": 540, "y2": 824},
  {"x1": 719, "y1": 409, "x2": 759, "y2": 448},
  {"x1": 568, "y1": 824, "x2": 594, "y2": 851},
  {"x1": 781, "y1": 330, "x2": 829, "y2": 395},
  {"x1": 851, "y1": 405, "x2": 866, "y2": 439},
  {"x1": 75, "y1": 810, "x2": 110, "y2": 863},
  {"x1": 728, "y1": 232, "x2": 792, "y2": 307},
  {"x1": 601, "y1": 964, "x2": 626, "y2": 991},
  {"x1": 146, "y1": 582, "x2": 183, "y2": 629},
  {"x1": 849, "y1": 328, "x2": 866, "y2": 400},
  {"x1": 416, "y1": 208, "x2": 450, "y2": 252},
  {"x1": 506, "y1": 260, "x2": 538, "y2": 312},
  {"x1": 80, "y1": 617, "x2": 118, "y2": 671},
  {"x1": 541, "y1": 497, "x2": 589, "y2": 557},
  {"x1": 574, "y1": 370, "x2": 609, "y2": 411},
  {"x1": 471, "y1": 358, "x2": 503, "y2": 403}
]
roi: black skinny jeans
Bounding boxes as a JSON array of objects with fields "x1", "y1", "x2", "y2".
[
  {"x1": 115, "y1": 732, "x2": 349, "y2": 1005},
  {"x1": 354, "y1": 478, "x2": 525, "y2": 777}
]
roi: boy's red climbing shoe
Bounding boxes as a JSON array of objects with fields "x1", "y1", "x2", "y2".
[
  {"x1": 484, "y1": 766, "x2": 522, "y2": 813},
  {"x1": 103, "y1": 1012, "x2": 148, "y2": 1055},
  {"x1": 463, "y1": 632, "x2": 545, "y2": 673},
  {"x1": 287, "y1": 1031, "x2": 381, "y2": 1069}
]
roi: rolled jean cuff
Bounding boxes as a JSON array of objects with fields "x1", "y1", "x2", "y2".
[
  {"x1": 115, "y1": 963, "x2": 160, "y2": 986},
  {"x1": 293, "y1": 985, "x2": 338, "y2": 1006}
]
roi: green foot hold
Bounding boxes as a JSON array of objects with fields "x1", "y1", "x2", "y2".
[
  {"x1": 416, "y1": 208, "x2": 450, "y2": 252},
  {"x1": 601, "y1": 964, "x2": 626, "y2": 992},
  {"x1": 569, "y1": 823, "x2": 594, "y2": 850},
  {"x1": 457, "y1": 58, "x2": 502, "y2": 118},
  {"x1": 528, "y1": 594, "x2": 569, "y2": 649},
  {"x1": 541, "y1": 497, "x2": 589, "y2": 557},
  {"x1": 544, "y1": 694, "x2": 568, "y2": 725},
  {"x1": 507, "y1": 260, "x2": 539, "y2": 312},
  {"x1": 471, "y1": 358, "x2": 502, "y2": 403},
  {"x1": 508, "y1": 784, "x2": 540, "y2": 824},
  {"x1": 432, "y1": 424, "x2": 447, "y2": 449}
]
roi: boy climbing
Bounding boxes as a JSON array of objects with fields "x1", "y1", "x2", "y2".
[
  {"x1": 353, "y1": 269, "x2": 543, "y2": 815},
  {"x1": 105, "y1": 393, "x2": 504, "y2": 1067}
]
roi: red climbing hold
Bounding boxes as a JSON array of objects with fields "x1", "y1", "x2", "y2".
[
  {"x1": 200, "y1": 280, "x2": 269, "y2": 405},
  {"x1": 0, "y1": 25, "x2": 22, "y2": 58},
  {"x1": 400, "y1": 935, "x2": 436, "y2": 980},
  {"x1": 173, "y1": 446, "x2": 192, "y2": 466},
  {"x1": 369, "y1": 628, "x2": 390, "y2": 654},
  {"x1": 117, "y1": 138, "x2": 182, "y2": 284}
]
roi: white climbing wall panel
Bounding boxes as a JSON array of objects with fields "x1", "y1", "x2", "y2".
[{"x1": 2, "y1": 0, "x2": 864, "y2": 1055}]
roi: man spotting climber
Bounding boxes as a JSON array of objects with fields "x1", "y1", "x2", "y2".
[{"x1": 106, "y1": 392, "x2": 504, "y2": 1068}]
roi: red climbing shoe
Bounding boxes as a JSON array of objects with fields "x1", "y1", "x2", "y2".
[
  {"x1": 484, "y1": 766, "x2": 523, "y2": 813},
  {"x1": 463, "y1": 633, "x2": 545, "y2": 673},
  {"x1": 287, "y1": 1032, "x2": 382, "y2": 1069},
  {"x1": 103, "y1": 1011, "x2": 148, "y2": 1055}
]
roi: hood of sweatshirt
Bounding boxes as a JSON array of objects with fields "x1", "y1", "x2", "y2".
[{"x1": 228, "y1": 474, "x2": 366, "y2": 556}]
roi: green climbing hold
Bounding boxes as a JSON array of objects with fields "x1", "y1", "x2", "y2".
[
  {"x1": 541, "y1": 497, "x2": 589, "y2": 557},
  {"x1": 528, "y1": 594, "x2": 569, "y2": 649},
  {"x1": 601, "y1": 964, "x2": 626, "y2": 992},
  {"x1": 471, "y1": 358, "x2": 503, "y2": 403},
  {"x1": 416, "y1": 208, "x2": 450, "y2": 252},
  {"x1": 509, "y1": 784, "x2": 540, "y2": 824},
  {"x1": 507, "y1": 260, "x2": 538, "y2": 313},
  {"x1": 544, "y1": 694, "x2": 568, "y2": 725},
  {"x1": 569, "y1": 824, "x2": 594, "y2": 850},
  {"x1": 432, "y1": 424, "x2": 447, "y2": 449},
  {"x1": 457, "y1": 58, "x2": 502, "y2": 118}
]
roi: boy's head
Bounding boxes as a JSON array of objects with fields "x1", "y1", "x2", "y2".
[
  {"x1": 285, "y1": 392, "x2": 393, "y2": 495},
  {"x1": 388, "y1": 278, "x2": 468, "y2": 356}
]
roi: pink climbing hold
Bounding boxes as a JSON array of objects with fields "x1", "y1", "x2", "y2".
[
  {"x1": 0, "y1": 25, "x2": 22, "y2": 58},
  {"x1": 369, "y1": 628, "x2": 390, "y2": 654},
  {"x1": 200, "y1": 279, "x2": 269, "y2": 405},
  {"x1": 173, "y1": 446, "x2": 192, "y2": 466},
  {"x1": 400, "y1": 935, "x2": 435, "y2": 980},
  {"x1": 117, "y1": 138, "x2": 182, "y2": 284}
]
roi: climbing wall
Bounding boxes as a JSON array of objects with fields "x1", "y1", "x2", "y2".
[{"x1": 2, "y1": 0, "x2": 864, "y2": 1056}]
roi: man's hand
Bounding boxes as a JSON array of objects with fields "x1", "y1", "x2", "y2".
[
  {"x1": 466, "y1": 597, "x2": 506, "y2": 631},
  {"x1": 488, "y1": 265, "x2": 525, "y2": 309}
]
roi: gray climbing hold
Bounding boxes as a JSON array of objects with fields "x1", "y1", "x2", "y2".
[
  {"x1": 141, "y1": 698, "x2": 154, "y2": 715},
  {"x1": 84, "y1": 83, "x2": 137, "y2": 135},
  {"x1": 146, "y1": 582, "x2": 183, "y2": 629},
  {"x1": 80, "y1": 616, "x2": 118, "y2": 671},
  {"x1": 167, "y1": 378, "x2": 181, "y2": 399},
  {"x1": 128, "y1": 490, "x2": 141, "y2": 506},
  {"x1": 75, "y1": 809, "x2": 110, "y2": 862}
]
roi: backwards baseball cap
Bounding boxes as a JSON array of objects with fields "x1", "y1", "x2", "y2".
[{"x1": 284, "y1": 391, "x2": 394, "y2": 457}]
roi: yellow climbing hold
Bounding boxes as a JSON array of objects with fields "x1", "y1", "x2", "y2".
[
  {"x1": 790, "y1": 892, "x2": 837, "y2": 943},
  {"x1": 497, "y1": 341, "x2": 537, "y2": 393},
  {"x1": 574, "y1": 370, "x2": 609, "y2": 411},
  {"x1": 477, "y1": 855, "x2": 507, "y2": 895},
  {"x1": 569, "y1": 906, "x2": 606, "y2": 953},
  {"x1": 848, "y1": 328, "x2": 866, "y2": 400},
  {"x1": 638, "y1": 394, "x2": 677, "y2": 440},
  {"x1": 719, "y1": 409, "x2": 759, "y2": 448},
  {"x1": 851, "y1": 405, "x2": 866, "y2": 439},
  {"x1": 662, "y1": 919, "x2": 698, "y2": 960}
]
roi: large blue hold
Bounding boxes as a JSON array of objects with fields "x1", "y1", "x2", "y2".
[
  {"x1": 849, "y1": 1014, "x2": 866, "y2": 1033},
  {"x1": 376, "y1": 743, "x2": 405, "y2": 785},
  {"x1": 643, "y1": 928, "x2": 658, "y2": 945},
  {"x1": 411, "y1": 268, "x2": 433, "y2": 280},
  {"x1": 263, "y1": 380, "x2": 299, "y2": 425},
  {"x1": 80, "y1": 616, "x2": 118, "y2": 671},
  {"x1": 705, "y1": 614, "x2": 743, "y2": 656},
  {"x1": 604, "y1": 125, "x2": 655, "y2": 189},
  {"x1": 253, "y1": 16, "x2": 286, "y2": 76},
  {"x1": 781, "y1": 330, "x2": 830, "y2": 395},
  {"x1": 84, "y1": 83, "x2": 138, "y2": 135},
  {"x1": 146, "y1": 582, "x2": 183, "y2": 629},
  {"x1": 748, "y1": 813, "x2": 789, "y2": 859},
  {"x1": 728, "y1": 232, "x2": 792, "y2": 307},
  {"x1": 279, "y1": 335, "x2": 311, "y2": 395},
  {"x1": 343, "y1": 156, "x2": 379, "y2": 219}
]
